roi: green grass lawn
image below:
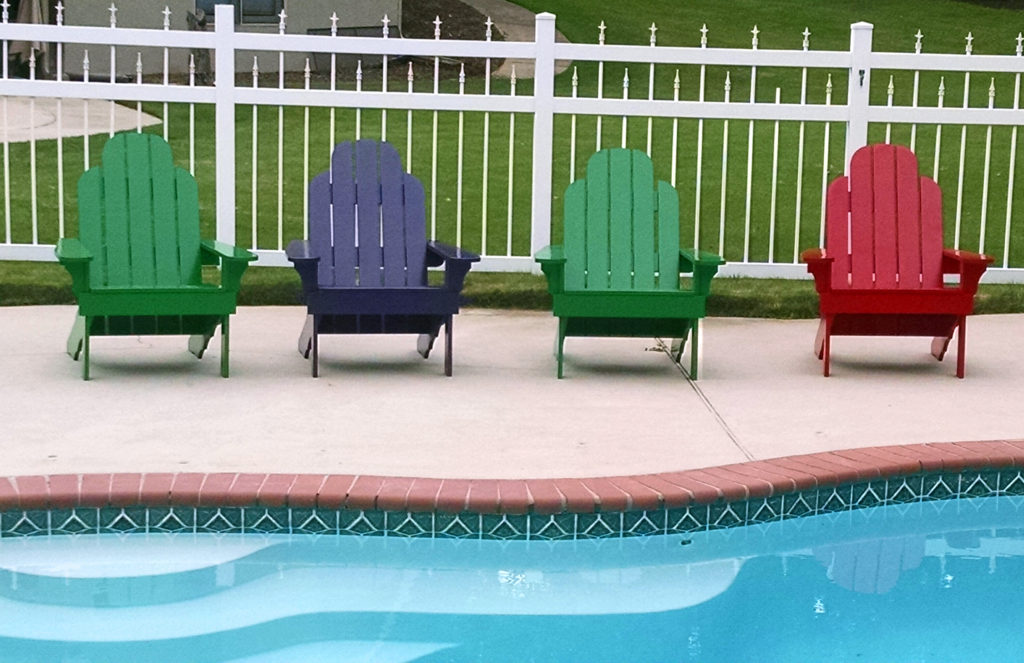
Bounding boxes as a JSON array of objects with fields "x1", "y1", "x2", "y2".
[{"x1": 2, "y1": 0, "x2": 1023, "y2": 315}]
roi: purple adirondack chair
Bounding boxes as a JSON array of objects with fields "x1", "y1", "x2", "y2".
[{"x1": 286, "y1": 140, "x2": 480, "y2": 376}]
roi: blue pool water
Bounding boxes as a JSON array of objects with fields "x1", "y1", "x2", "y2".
[{"x1": 2, "y1": 497, "x2": 1024, "y2": 662}]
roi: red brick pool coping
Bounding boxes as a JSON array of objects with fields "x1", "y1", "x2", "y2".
[{"x1": 3, "y1": 440, "x2": 1024, "y2": 515}]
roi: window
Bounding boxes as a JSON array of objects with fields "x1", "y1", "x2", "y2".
[{"x1": 195, "y1": 0, "x2": 283, "y2": 24}]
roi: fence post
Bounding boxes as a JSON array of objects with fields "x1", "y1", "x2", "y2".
[
  {"x1": 530, "y1": 13, "x2": 556, "y2": 267},
  {"x1": 214, "y1": 4, "x2": 236, "y2": 247},
  {"x1": 845, "y1": 21, "x2": 873, "y2": 169}
]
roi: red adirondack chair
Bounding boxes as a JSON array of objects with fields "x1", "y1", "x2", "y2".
[{"x1": 801, "y1": 144, "x2": 993, "y2": 378}]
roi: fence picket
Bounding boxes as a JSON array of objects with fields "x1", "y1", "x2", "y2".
[
  {"x1": 1003, "y1": 34, "x2": 1023, "y2": 268},
  {"x1": 954, "y1": 33, "x2": 974, "y2": 249}
]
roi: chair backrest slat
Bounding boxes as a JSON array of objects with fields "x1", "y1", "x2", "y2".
[
  {"x1": 355, "y1": 141, "x2": 384, "y2": 287},
  {"x1": 77, "y1": 133, "x2": 200, "y2": 289},
  {"x1": 920, "y1": 178, "x2": 944, "y2": 288},
  {"x1": 309, "y1": 140, "x2": 427, "y2": 288},
  {"x1": 583, "y1": 151, "x2": 611, "y2": 290},
  {"x1": 608, "y1": 150, "x2": 634, "y2": 290},
  {"x1": 564, "y1": 148, "x2": 677, "y2": 292},
  {"x1": 327, "y1": 142, "x2": 358, "y2": 287},
  {"x1": 656, "y1": 180, "x2": 679, "y2": 290},
  {"x1": 827, "y1": 143, "x2": 943, "y2": 290}
]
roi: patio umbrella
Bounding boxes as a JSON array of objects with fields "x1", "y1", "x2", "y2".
[{"x1": 10, "y1": 0, "x2": 49, "y2": 74}]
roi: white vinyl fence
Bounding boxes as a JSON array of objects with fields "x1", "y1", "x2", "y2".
[{"x1": 2, "y1": 4, "x2": 1024, "y2": 280}]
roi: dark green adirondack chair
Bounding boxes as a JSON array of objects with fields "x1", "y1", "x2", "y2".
[
  {"x1": 535, "y1": 148, "x2": 724, "y2": 378},
  {"x1": 55, "y1": 132, "x2": 256, "y2": 379}
]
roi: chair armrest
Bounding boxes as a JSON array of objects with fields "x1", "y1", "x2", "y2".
[
  {"x1": 942, "y1": 248, "x2": 993, "y2": 293},
  {"x1": 801, "y1": 248, "x2": 834, "y2": 293},
  {"x1": 679, "y1": 249, "x2": 724, "y2": 295},
  {"x1": 286, "y1": 239, "x2": 318, "y2": 262},
  {"x1": 534, "y1": 245, "x2": 566, "y2": 295},
  {"x1": 56, "y1": 238, "x2": 93, "y2": 262},
  {"x1": 534, "y1": 245, "x2": 566, "y2": 265},
  {"x1": 200, "y1": 239, "x2": 257, "y2": 291},
  {"x1": 55, "y1": 238, "x2": 93, "y2": 295},
  {"x1": 286, "y1": 239, "x2": 321, "y2": 294},
  {"x1": 426, "y1": 241, "x2": 480, "y2": 292}
]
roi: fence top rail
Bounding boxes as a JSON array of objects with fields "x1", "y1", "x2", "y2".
[
  {"x1": 0, "y1": 23, "x2": 211, "y2": 49},
  {"x1": 229, "y1": 32, "x2": 537, "y2": 58},
  {"x1": 554, "y1": 41, "x2": 852, "y2": 68},
  {"x1": 871, "y1": 50, "x2": 1024, "y2": 73},
  {"x1": 0, "y1": 22, "x2": 538, "y2": 60}
]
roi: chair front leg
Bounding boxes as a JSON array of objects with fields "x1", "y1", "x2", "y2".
[
  {"x1": 311, "y1": 315, "x2": 320, "y2": 378},
  {"x1": 444, "y1": 315, "x2": 453, "y2": 377},
  {"x1": 823, "y1": 316, "x2": 832, "y2": 377},
  {"x1": 956, "y1": 316, "x2": 966, "y2": 379},
  {"x1": 82, "y1": 317, "x2": 91, "y2": 381},
  {"x1": 220, "y1": 315, "x2": 230, "y2": 378},
  {"x1": 556, "y1": 318, "x2": 567, "y2": 379},
  {"x1": 689, "y1": 319, "x2": 699, "y2": 380}
]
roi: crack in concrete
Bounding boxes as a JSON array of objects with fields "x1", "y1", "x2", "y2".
[{"x1": 658, "y1": 337, "x2": 755, "y2": 462}]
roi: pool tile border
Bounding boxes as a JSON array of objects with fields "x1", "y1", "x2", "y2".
[{"x1": 3, "y1": 441, "x2": 1024, "y2": 539}]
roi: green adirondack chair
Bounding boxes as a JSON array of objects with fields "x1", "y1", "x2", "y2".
[
  {"x1": 55, "y1": 132, "x2": 256, "y2": 379},
  {"x1": 535, "y1": 148, "x2": 724, "y2": 379}
]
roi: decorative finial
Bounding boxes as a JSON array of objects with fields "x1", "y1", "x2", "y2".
[
  {"x1": 700, "y1": 24, "x2": 708, "y2": 48},
  {"x1": 55, "y1": 1, "x2": 65, "y2": 26},
  {"x1": 1016, "y1": 32, "x2": 1023, "y2": 56},
  {"x1": 965, "y1": 32, "x2": 974, "y2": 55},
  {"x1": 1, "y1": 0, "x2": 9, "y2": 24},
  {"x1": 914, "y1": 29, "x2": 924, "y2": 54},
  {"x1": 724, "y1": 71, "x2": 732, "y2": 93},
  {"x1": 433, "y1": 15, "x2": 442, "y2": 39},
  {"x1": 751, "y1": 25, "x2": 759, "y2": 49},
  {"x1": 330, "y1": 12, "x2": 338, "y2": 36},
  {"x1": 109, "y1": 3, "x2": 117, "y2": 28},
  {"x1": 649, "y1": 23, "x2": 657, "y2": 47},
  {"x1": 802, "y1": 27, "x2": 810, "y2": 51},
  {"x1": 485, "y1": 16, "x2": 493, "y2": 41},
  {"x1": 598, "y1": 21, "x2": 606, "y2": 45},
  {"x1": 162, "y1": 6, "x2": 171, "y2": 30},
  {"x1": 673, "y1": 69, "x2": 680, "y2": 90},
  {"x1": 382, "y1": 14, "x2": 390, "y2": 38},
  {"x1": 278, "y1": 9, "x2": 286, "y2": 34}
]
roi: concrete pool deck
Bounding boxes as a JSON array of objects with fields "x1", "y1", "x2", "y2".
[{"x1": 2, "y1": 305, "x2": 1023, "y2": 514}]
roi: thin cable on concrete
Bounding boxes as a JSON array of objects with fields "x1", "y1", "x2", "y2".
[{"x1": 657, "y1": 338, "x2": 755, "y2": 461}]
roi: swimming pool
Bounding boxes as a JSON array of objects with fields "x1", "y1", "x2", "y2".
[{"x1": 2, "y1": 494, "x2": 1022, "y2": 662}]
